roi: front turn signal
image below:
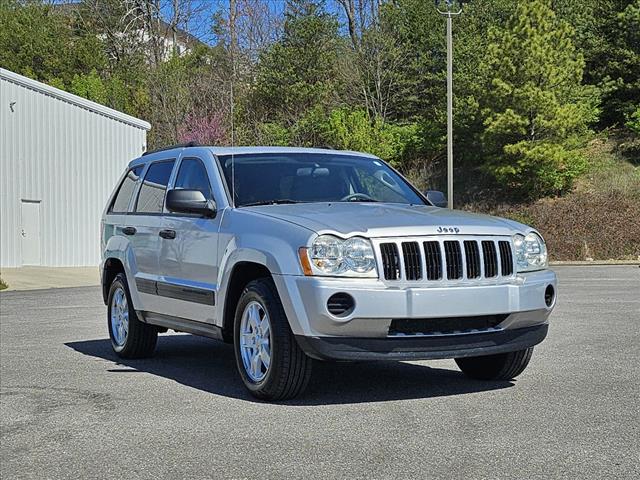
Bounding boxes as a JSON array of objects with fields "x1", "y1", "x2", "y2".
[{"x1": 298, "y1": 247, "x2": 313, "y2": 276}]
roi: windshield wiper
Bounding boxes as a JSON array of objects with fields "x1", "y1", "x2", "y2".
[{"x1": 241, "y1": 199, "x2": 303, "y2": 207}]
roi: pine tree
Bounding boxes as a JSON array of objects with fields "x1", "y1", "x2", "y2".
[
  {"x1": 251, "y1": 0, "x2": 342, "y2": 127},
  {"x1": 479, "y1": 0, "x2": 599, "y2": 198}
]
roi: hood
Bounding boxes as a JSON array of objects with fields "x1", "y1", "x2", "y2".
[{"x1": 244, "y1": 203, "x2": 527, "y2": 238}]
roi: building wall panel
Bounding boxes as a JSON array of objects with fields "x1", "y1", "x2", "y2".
[{"x1": 1, "y1": 69, "x2": 149, "y2": 267}]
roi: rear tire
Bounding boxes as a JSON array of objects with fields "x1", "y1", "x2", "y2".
[
  {"x1": 233, "y1": 278, "x2": 312, "y2": 400},
  {"x1": 455, "y1": 347, "x2": 534, "y2": 380},
  {"x1": 107, "y1": 273, "x2": 157, "y2": 359}
]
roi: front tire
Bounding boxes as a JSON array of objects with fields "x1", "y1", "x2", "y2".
[
  {"x1": 233, "y1": 278, "x2": 312, "y2": 400},
  {"x1": 107, "y1": 273, "x2": 157, "y2": 359},
  {"x1": 455, "y1": 347, "x2": 534, "y2": 380}
]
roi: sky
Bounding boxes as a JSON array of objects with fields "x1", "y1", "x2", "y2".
[
  {"x1": 50, "y1": 0, "x2": 358, "y2": 47},
  {"x1": 174, "y1": 0, "x2": 347, "y2": 45}
]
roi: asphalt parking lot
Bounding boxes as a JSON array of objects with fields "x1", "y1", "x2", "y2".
[{"x1": 1, "y1": 265, "x2": 638, "y2": 479}]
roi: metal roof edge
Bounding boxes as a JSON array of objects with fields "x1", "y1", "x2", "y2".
[{"x1": 0, "y1": 68, "x2": 151, "y2": 131}]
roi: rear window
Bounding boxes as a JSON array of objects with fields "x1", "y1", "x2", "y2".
[
  {"x1": 110, "y1": 166, "x2": 143, "y2": 213},
  {"x1": 135, "y1": 160, "x2": 175, "y2": 213}
]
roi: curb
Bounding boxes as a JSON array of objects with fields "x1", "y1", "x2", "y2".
[{"x1": 550, "y1": 261, "x2": 640, "y2": 266}]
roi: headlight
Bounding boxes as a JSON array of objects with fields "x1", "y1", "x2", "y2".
[
  {"x1": 513, "y1": 232, "x2": 548, "y2": 272},
  {"x1": 304, "y1": 235, "x2": 377, "y2": 277},
  {"x1": 343, "y1": 237, "x2": 377, "y2": 273}
]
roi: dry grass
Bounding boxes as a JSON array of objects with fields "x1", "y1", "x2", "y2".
[
  {"x1": 497, "y1": 192, "x2": 640, "y2": 261},
  {"x1": 0, "y1": 277, "x2": 7, "y2": 291},
  {"x1": 574, "y1": 136, "x2": 640, "y2": 198}
]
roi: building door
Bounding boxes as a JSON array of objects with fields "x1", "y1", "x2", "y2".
[{"x1": 20, "y1": 200, "x2": 41, "y2": 266}]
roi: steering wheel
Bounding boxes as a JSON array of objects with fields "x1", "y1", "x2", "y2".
[{"x1": 340, "y1": 193, "x2": 375, "y2": 202}]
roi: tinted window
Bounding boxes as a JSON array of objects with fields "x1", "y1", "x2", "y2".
[
  {"x1": 174, "y1": 158, "x2": 212, "y2": 199},
  {"x1": 135, "y1": 160, "x2": 175, "y2": 213},
  {"x1": 110, "y1": 166, "x2": 143, "y2": 213},
  {"x1": 218, "y1": 153, "x2": 425, "y2": 206}
]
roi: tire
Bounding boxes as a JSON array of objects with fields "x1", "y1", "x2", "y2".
[
  {"x1": 455, "y1": 347, "x2": 534, "y2": 381},
  {"x1": 107, "y1": 272, "x2": 157, "y2": 359},
  {"x1": 233, "y1": 278, "x2": 312, "y2": 400}
]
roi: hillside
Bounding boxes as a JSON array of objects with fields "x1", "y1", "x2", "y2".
[{"x1": 487, "y1": 134, "x2": 640, "y2": 261}]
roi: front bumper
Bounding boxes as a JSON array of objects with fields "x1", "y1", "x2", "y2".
[
  {"x1": 274, "y1": 269, "x2": 557, "y2": 338},
  {"x1": 272, "y1": 269, "x2": 556, "y2": 360},
  {"x1": 295, "y1": 323, "x2": 548, "y2": 361}
]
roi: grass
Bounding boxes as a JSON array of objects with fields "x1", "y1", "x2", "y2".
[
  {"x1": 574, "y1": 133, "x2": 640, "y2": 199},
  {"x1": 0, "y1": 277, "x2": 7, "y2": 291}
]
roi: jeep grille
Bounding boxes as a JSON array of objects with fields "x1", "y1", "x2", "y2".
[{"x1": 377, "y1": 237, "x2": 514, "y2": 283}]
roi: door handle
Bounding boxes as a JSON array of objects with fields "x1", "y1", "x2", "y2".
[
  {"x1": 122, "y1": 226, "x2": 137, "y2": 236},
  {"x1": 159, "y1": 229, "x2": 176, "y2": 240}
]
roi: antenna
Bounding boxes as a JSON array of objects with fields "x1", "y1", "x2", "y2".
[
  {"x1": 230, "y1": 12, "x2": 237, "y2": 208},
  {"x1": 230, "y1": 78, "x2": 235, "y2": 207}
]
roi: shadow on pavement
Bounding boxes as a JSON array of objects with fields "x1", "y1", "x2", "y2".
[{"x1": 66, "y1": 334, "x2": 514, "y2": 405}]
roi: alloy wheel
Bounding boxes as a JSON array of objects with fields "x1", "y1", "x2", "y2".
[{"x1": 239, "y1": 301, "x2": 272, "y2": 382}]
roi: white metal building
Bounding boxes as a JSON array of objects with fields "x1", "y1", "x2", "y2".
[{"x1": 0, "y1": 68, "x2": 151, "y2": 267}]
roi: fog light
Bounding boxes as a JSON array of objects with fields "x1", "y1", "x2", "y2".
[
  {"x1": 545, "y1": 285, "x2": 555, "y2": 307},
  {"x1": 327, "y1": 293, "x2": 355, "y2": 317}
]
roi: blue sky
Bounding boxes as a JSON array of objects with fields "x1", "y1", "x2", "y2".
[
  {"x1": 53, "y1": 0, "x2": 347, "y2": 46},
  {"x1": 163, "y1": 0, "x2": 344, "y2": 45}
]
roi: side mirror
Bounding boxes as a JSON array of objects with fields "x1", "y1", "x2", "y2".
[
  {"x1": 425, "y1": 190, "x2": 448, "y2": 208},
  {"x1": 166, "y1": 189, "x2": 216, "y2": 218}
]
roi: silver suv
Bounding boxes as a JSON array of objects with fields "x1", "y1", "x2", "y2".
[{"x1": 101, "y1": 146, "x2": 556, "y2": 400}]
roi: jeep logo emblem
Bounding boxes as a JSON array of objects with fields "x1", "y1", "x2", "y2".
[{"x1": 437, "y1": 226, "x2": 460, "y2": 233}]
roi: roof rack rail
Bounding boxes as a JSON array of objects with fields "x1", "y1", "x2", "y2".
[{"x1": 142, "y1": 141, "x2": 199, "y2": 156}]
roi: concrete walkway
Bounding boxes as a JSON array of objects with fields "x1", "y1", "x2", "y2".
[{"x1": 0, "y1": 266, "x2": 99, "y2": 291}]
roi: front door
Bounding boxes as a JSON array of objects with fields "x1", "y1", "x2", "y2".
[
  {"x1": 20, "y1": 200, "x2": 41, "y2": 265},
  {"x1": 157, "y1": 157, "x2": 221, "y2": 324}
]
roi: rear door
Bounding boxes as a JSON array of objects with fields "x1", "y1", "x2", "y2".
[
  {"x1": 129, "y1": 159, "x2": 176, "y2": 313},
  {"x1": 156, "y1": 155, "x2": 222, "y2": 324},
  {"x1": 105, "y1": 165, "x2": 148, "y2": 303}
]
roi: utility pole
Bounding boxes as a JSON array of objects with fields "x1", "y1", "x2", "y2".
[{"x1": 436, "y1": 1, "x2": 464, "y2": 209}]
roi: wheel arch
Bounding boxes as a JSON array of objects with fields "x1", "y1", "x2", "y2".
[
  {"x1": 102, "y1": 257, "x2": 126, "y2": 304},
  {"x1": 220, "y1": 261, "x2": 273, "y2": 343},
  {"x1": 101, "y1": 234, "x2": 140, "y2": 307}
]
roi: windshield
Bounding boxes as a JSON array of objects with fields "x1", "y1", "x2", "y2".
[{"x1": 218, "y1": 153, "x2": 426, "y2": 207}]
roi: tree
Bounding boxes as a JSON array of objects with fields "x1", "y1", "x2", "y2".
[
  {"x1": 555, "y1": 0, "x2": 640, "y2": 129},
  {"x1": 249, "y1": 0, "x2": 343, "y2": 129},
  {"x1": 0, "y1": 1, "x2": 105, "y2": 88},
  {"x1": 606, "y1": 0, "x2": 640, "y2": 129},
  {"x1": 320, "y1": 107, "x2": 418, "y2": 165},
  {"x1": 478, "y1": 0, "x2": 599, "y2": 198},
  {"x1": 69, "y1": 69, "x2": 108, "y2": 103},
  {"x1": 146, "y1": 45, "x2": 231, "y2": 147}
]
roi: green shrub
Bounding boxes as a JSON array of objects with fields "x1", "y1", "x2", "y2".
[
  {"x1": 321, "y1": 108, "x2": 418, "y2": 166},
  {"x1": 626, "y1": 107, "x2": 640, "y2": 135},
  {"x1": 258, "y1": 122, "x2": 291, "y2": 146},
  {"x1": 491, "y1": 141, "x2": 588, "y2": 196},
  {"x1": 69, "y1": 69, "x2": 108, "y2": 104}
]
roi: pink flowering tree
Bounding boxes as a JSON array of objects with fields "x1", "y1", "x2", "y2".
[{"x1": 178, "y1": 112, "x2": 227, "y2": 145}]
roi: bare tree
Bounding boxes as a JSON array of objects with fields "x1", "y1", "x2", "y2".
[
  {"x1": 214, "y1": 0, "x2": 282, "y2": 62},
  {"x1": 334, "y1": 0, "x2": 403, "y2": 121},
  {"x1": 337, "y1": 0, "x2": 359, "y2": 48},
  {"x1": 76, "y1": 0, "x2": 147, "y2": 64}
]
